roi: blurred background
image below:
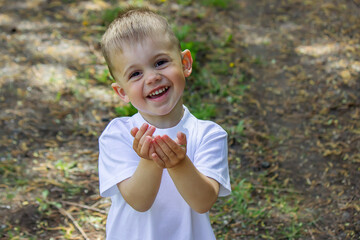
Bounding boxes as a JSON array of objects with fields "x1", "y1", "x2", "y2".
[{"x1": 0, "y1": 0, "x2": 359, "y2": 239}]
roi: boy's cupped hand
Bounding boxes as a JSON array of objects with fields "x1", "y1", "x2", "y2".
[
  {"x1": 131, "y1": 124, "x2": 187, "y2": 169},
  {"x1": 151, "y1": 132, "x2": 187, "y2": 169}
]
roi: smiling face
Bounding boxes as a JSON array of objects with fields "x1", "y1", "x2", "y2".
[{"x1": 110, "y1": 35, "x2": 193, "y2": 127}]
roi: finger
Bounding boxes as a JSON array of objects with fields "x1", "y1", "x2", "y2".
[
  {"x1": 153, "y1": 138, "x2": 169, "y2": 162},
  {"x1": 155, "y1": 135, "x2": 176, "y2": 159},
  {"x1": 161, "y1": 135, "x2": 180, "y2": 150},
  {"x1": 151, "y1": 152, "x2": 165, "y2": 168},
  {"x1": 139, "y1": 125, "x2": 155, "y2": 147},
  {"x1": 140, "y1": 136, "x2": 152, "y2": 157},
  {"x1": 130, "y1": 127, "x2": 139, "y2": 138},
  {"x1": 149, "y1": 143, "x2": 155, "y2": 156},
  {"x1": 162, "y1": 135, "x2": 185, "y2": 157},
  {"x1": 144, "y1": 125, "x2": 156, "y2": 137},
  {"x1": 134, "y1": 123, "x2": 149, "y2": 149},
  {"x1": 137, "y1": 123, "x2": 149, "y2": 137},
  {"x1": 176, "y1": 132, "x2": 187, "y2": 147}
]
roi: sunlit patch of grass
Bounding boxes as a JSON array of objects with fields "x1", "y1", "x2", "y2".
[
  {"x1": 55, "y1": 159, "x2": 78, "y2": 178},
  {"x1": 211, "y1": 174, "x2": 305, "y2": 239}
]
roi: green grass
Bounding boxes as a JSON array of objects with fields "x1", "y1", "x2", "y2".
[
  {"x1": 95, "y1": 69, "x2": 114, "y2": 85},
  {"x1": 176, "y1": 0, "x2": 233, "y2": 8},
  {"x1": 55, "y1": 159, "x2": 77, "y2": 178},
  {"x1": 115, "y1": 103, "x2": 138, "y2": 117},
  {"x1": 0, "y1": 159, "x2": 28, "y2": 186},
  {"x1": 200, "y1": 0, "x2": 232, "y2": 8},
  {"x1": 171, "y1": 22, "x2": 246, "y2": 120},
  {"x1": 227, "y1": 119, "x2": 245, "y2": 142},
  {"x1": 101, "y1": 7, "x2": 123, "y2": 26},
  {"x1": 191, "y1": 102, "x2": 217, "y2": 119},
  {"x1": 212, "y1": 175, "x2": 305, "y2": 239},
  {"x1": 36, "y1": 189, "x2": 62, "y2": 214}
]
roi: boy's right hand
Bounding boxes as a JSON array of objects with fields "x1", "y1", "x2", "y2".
[{"x1": 130, "y1": 123, "x2": 156, "y2": 161}]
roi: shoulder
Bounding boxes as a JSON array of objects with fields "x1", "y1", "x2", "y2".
[
  {"x1": 186, "y1": 112, "x2": 227, "y2": 137},
  {"x1": 104, "y1": 116, "x2": 133, "y2": 132},
  {"x1": 196, "y1": 120, "x2": 228, "y2": 148},
  {"x1": 184, "y1": 111, "x2": 227, "y2": 150},
  {"x1": 198, "y1": 119, "x2": 226, "y2": 135},
  {"x1": 102, "y1": 117, "x2": 131, "y2": 134},
  {"x1": 99, "y1": 115, "x2": 136, "y2": 143}
]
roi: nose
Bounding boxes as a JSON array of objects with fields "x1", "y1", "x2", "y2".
[{"x1": 145, "y1": 70, "x2": 161, "y2": 85}]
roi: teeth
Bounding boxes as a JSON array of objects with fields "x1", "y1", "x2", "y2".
[{"x1": 149, "y1": 87, "x2": 168, "y2": 97}]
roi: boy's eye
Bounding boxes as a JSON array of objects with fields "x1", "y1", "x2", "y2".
[
  {"x1": 130, "y1": 71, "x2": 141, "y2": 79},
  {"x1": 155, "y1": 60, "x2": 168, "y2": 67}
]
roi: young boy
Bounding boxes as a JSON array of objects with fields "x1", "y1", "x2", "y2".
[{"x1": 98, "y1": 7, "x2": 231, "y2": 240}]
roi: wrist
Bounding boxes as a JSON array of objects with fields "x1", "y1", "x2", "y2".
[
  {"x1": 167, "y1": 155, "x2": 189, "y2": 172},
  {"x1": 140, "y1": 157, "x2": 164, "y2": 170}
]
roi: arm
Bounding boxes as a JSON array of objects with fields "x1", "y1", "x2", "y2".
[
  {"x1": 152, "y1": 133, "x2": 220, "y2": 213},
  {"x1": 168, "y1": 156, "x2": 219, "y2": 214},
  {"x1": 117, "y1": 123, "x2": 163, "y2": 212},
  {"x1": 117, "y1": 158, "x2": 163, "y2": 212}
]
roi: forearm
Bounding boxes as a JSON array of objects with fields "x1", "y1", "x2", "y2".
[
  {"x1": 117, "y1": 158, "x2": 163, "y2": 212},
  {"x1": 167, "y1": 156, "x2": 219, "y2": 214}
]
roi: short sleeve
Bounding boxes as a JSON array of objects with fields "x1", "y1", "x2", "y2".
[
  {"x1": 194, "y1": 124, "x2": 231, "y2": 197},
  {"x1": 98, "y1": 119, "x2": 139, "y2": 197}
]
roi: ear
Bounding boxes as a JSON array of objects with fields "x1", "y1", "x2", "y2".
[
  {"x1": 111, "y1": 82, "x2": 130, "y2": 103},
  {"x1": 181, "y1": 49, "x2": 193, "y2": 77}
]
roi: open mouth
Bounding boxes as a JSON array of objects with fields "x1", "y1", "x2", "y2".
[{"x1": 147, "y1": 86, "x2": 170, "y2": 99}]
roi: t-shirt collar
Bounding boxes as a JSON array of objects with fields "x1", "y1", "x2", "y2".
[{"x1": 134, "y1": 105, "x2": 190, "y2": 133}]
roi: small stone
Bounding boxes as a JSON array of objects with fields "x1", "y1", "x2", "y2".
[{"x1": 261, "y1": 161, "x2": 271, "y2": 169}]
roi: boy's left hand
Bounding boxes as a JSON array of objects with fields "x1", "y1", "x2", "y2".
[{"x1": 151, "y1": 132, "x2": 187, "y2": 169}]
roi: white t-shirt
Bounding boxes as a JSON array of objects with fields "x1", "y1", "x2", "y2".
[{"x1": 98, "y1": 106, "x2": 231, "y2": 240}]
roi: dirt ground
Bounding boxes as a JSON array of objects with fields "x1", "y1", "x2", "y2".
[{"x1": 0, "y1": 0, "x2": 359, "y2": 239}]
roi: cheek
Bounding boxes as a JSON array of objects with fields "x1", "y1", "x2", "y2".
[
  {"x1": 129, "y1": 81, "x2": 142, "y2": 92},
  {"x1": 125, "y1": 83, "x2": 143, "y2": 103},
  {"x1": 176, "y1": 72, "x2": 186, "y2": 89},
  {"x1": 169, "y1": 68, "x2": 185, "y2": 83}
]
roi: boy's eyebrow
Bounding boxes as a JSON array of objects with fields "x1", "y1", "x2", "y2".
[
  {"x1": 123, "y1": 64, "x2": 138, "y2": 78},
  {"x1": 152, "y1": 52, "x2": 174, "y2": 62},
  {"x1": 153, "y1": 52, "x2": 170, "y2": 59}
]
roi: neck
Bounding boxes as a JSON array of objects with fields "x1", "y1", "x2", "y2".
[{"x1": 139, "y1": 100, "x2": 184, "y2": 129}]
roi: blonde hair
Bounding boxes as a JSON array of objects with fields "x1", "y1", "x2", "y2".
[{"x1": 101, "y1": 7, "x2": 181, "y2": 80}]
